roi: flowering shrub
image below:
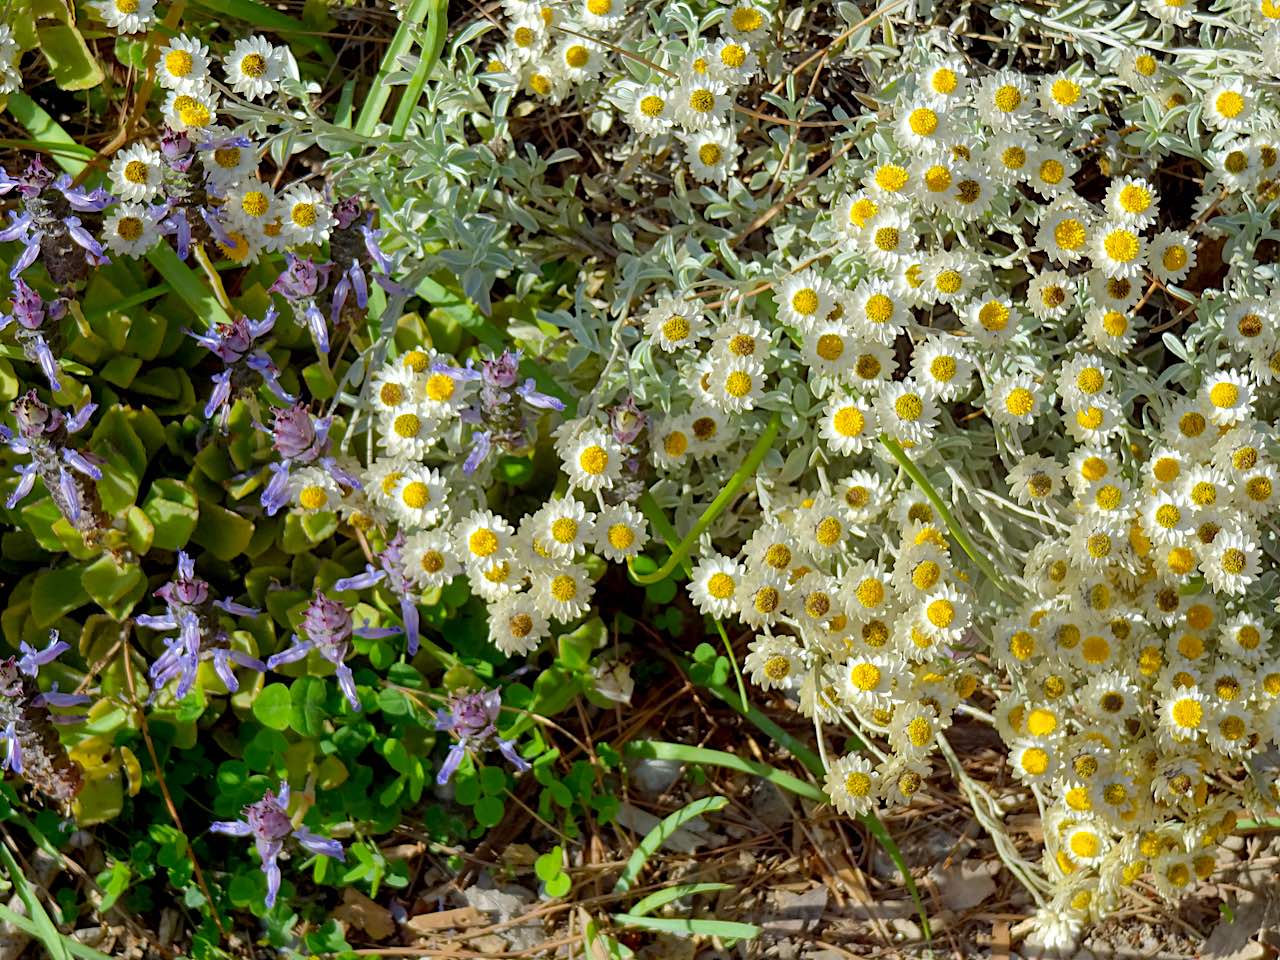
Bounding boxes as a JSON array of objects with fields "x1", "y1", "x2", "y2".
[{"x1": 2, "y1": 0, "x2": 1280, "y2": 952}]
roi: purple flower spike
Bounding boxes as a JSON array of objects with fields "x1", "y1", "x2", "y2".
[
  {"x1": 142, "y1": 552, "x2": 263, "y2": 700},
  {"x1": 211, "y1": 781, "x2": 344, "y2": 908},
  {"x1": 266, "y1": 592, "x2": 401, "y2": 712},
  {"x1": 434, "y1": 688, "x2": 530, "y2": 785}
]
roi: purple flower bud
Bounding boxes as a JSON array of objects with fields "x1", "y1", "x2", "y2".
[
  {"x1": 333, "y1": 196, "x2": 363, "y2": 229},
  {"x1": 271, "y1": 404, "x2": 329, "y2": 462},
  {"x1": 608, "y1": 396, "x2": 648, "y2": 445},
  {"x1": 13, "y1": 391, "x2": 54, "y2": 438},
  {"x1": 483, "y1": 350, "x2": 521, "y2": 389},
  {"x1": 301, "y1": 593, "x2": 353, "y2": 653},
  {"x1": 160, "y1": 128, "x2": 192, "y2": 160}
]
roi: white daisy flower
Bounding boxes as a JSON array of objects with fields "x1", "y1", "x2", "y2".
[
  {"x1": 744, "y1": 635, "x2": 805, "y2": 690},
  {"x1": 819, "y1": 394, "x2": 878, "y2": 455},
  {"x1": 1201, "y1": 369, "x2": 1253, "y2": 426},
  {"x1": 918, "y1": 59, "x2": 968, "y2": 101},
  {"x1": 402, "y1": 529, "x2": 462, "y2": 590},
  {"x1": 554, "y1": 38, "x2": 605, "y2": 84},
  {"x1": 877, "y1": 379, "x2": 938, "y2": 447},
  {"x1": 896, "y1": 100, "x2": 950, "y2": 153},
  {"x1": 488, "y1": 593, "x2": 549, "y2": 656},
  {"x1": 287, "y1": 465, "x2": 342, "y2": 514},
  {"x1": 963, "y1": 294, "x2": 1021, "y2": 346},
  {"x1": 707, "y1": 38, "x2": 756, "y2": 85},
  {"x1": 1036, "y1": 202, "x2": 1093, "y2": 266},
  {"x1": 682, "y1": 126, "x2": 740, "y2": 183},
  {"x1": 469, "y1": 553, "x2": 525, "y2": 602},
  {"x1": 1202, "y1": 530, "x2": 1260, "y2": 594},
  {"x1": 642, "y1": 293, "x2": 706, "y2": 352},
  {"x1": 93, "y1": 0, "x2": 156, "y2": 34},
  {"x1": 1083, "y1": 306, "x2": 1140, "y2": 355},
  {"x1": 1203, "y1": 79, "x2": 1254, "y2": 131},
  {"x1": 102, "y1": 203, "x2": 160, "y2": 257},
  {"x1": 389, "y1": 466, "x2": 449, "y2": 529},
  {"x1": 688, "y1": 554, "x2": 744, "y2": 618},
  {"x1": 1027, "y1": 145, "x2": 1079, "y2": 199},
  {"x1": 456, "y1": 509, "x2": 515, "y2": 566},
  {"x1": 651, "y1": 417, "x2": 693, "y2": 470},
  {"x1": 721, "y1": 2, "x2": 768, "y2": 40},
  {"x1": 848, "y1": 278, "x2": 906, "y2": 345},
  {"x1": 674, "y1": 79, "x2": 732, "y2": 130},
  {"x1": 1088, "y1": 270, "x2": 1142, "y2": 313},
  {"x1": 1039, "y1": 72, "x2": 1088, "y2": 118},
  {"x1": 224, "y1": 180, "x2": 277, "y2": 232},
  {"x1": 859, "y1": 207, "x2": 915, "y2": 268},
  {"x1": 989, "y1": 373, "x2": 1043, "y2": 427},
  {"x1": 157, "y1": 34, "x2": 211, "y2": 90},
  {"x1": 532, "y1": 498, "x2": 595, "y2": 560},
  {"x1": 279, "y1": 183, "x2": 333, "y2": 246},
  {"x1": 1104, "y1": 176, "x2": 1160, "y2": 228},
  {"x1": 1007, "y1": 453, "x2": 1066, "y2": 506},
  {"x1": 163, "y1": 88, "x2": 220, "y2": 135},
  {"x1": 223, "y1": 36, "x2": 284, "y2": 99},
  {"x1": 824, "y1": 754, "x2": 880, "y2": 817},
  {"x1": 625, "y1": 83, "x2": 675, "y2": 136},
  {"x1": 379, "y1": 406, "x2": 438, "y2": 459},
  {"x1": 578, "y1": 0, "x2": 626, "y2": 30},
  {"x1": 108, "y1": 144, "x2": 164, "y2": 201},
  {"x1": 564, "y1": 429, "x2": 622, "y2": 491},
  {"x1": 776, "y1": 270, "x2": 835, "y2": 330},
  {"x1": 975, "y1": 69, "x2": 1033, "y2": 129},
  {"x1": 594, "y1": 502, "x2": 647, "y2": 562},
  {"x1": 1027, "y1": 270, "x2": 1076, "y2": 322},
  {"x1": 911, "y1": 335, "x2": 973, "y2": 400}
]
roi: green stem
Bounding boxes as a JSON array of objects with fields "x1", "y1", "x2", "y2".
[
  {"x1": 353, "y1": 0, "x2": 434, "y2": 137},
  {"x1": 390, "y1": 0, "x2": 450, "y2": 140},
  {"x1": 880, "y1": 435, "x2": 1014, "y2": 596},
  {"x1": 629, "y1": 411, "x2": 781, "y2": 585}
]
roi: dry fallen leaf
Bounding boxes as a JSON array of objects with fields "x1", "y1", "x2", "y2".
[{"x1": 332, "y1": 888, "x2": 395, "y2": 941}]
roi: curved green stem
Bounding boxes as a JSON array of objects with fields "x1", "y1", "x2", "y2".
[
  {"x1": 630, "y1": 411, "x2": 781, "y2": 585},
  {"x1": 880, "y1": 435, "x2": 1014, "y2": 596}
]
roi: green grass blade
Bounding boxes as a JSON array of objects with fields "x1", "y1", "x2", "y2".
[
  {"x1": 612, "y1": 796, "x2": 729, "y2": 894},
  {"x1": 0, "y1": 904, "x2": 113, "y2": 960},
  {"x1": 629, "y1": 411, "x2": 780, "y2": 585},
  {"x1": 389, "y1": 0, "x2": 449, "y2": 139},
  {"x1": 6, "y1": 93, "x2": 88, "y2": 175},
  {"x1": 354, "y1": 0, "x2": 434, "y2": 137},
  {"x1": 612, "y1": 914, "x2": 760, "y2": 940},
  {"x1": 682, "y1": 662, "x2": 931, "y2": 942},
  {"x1": 628, "y1": 882, "x2": 734, "y2": 918},
  {"x1": 627, "y1": 741, "x2": 822, "y2": 801},
  {"x1": 188, "y1": 0, "x2": 332, "y2": 59},
  {"x1": 880, "y1": 435, "x2": 1012, "y2": 595},
  {"x1": 0, "y1": 842, "x2": 71, "y2": 960},
  {"x1": 145, "y1": 244, "x2": 232, "y2": 328}
]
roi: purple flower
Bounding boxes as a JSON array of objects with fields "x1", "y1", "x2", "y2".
[
  {"x1": 137, "y1": 551, "x2": 264, "y2": 700},
  {"x1": 455, "y1": 350, "x2": 564, "y2": 475},
  {"x1": 0, "y1": 635, "x2": 88, "y2": 798},
  {"x1": 0, "y1": 162, "x2": 113, "y2": 284},
  {"x1": 434, "y1": 688, "x2": 530, "y2": 785},
  {"x1": 0, "y1": 280, "x2": 64, "y2": 391},
  {"x1": 332, "y1": 533, "x2": 421, "y2": 655},
  {"x1": 258, "y1": 404, "x2": 360, "y2": 516},
  {"x1": 210, "y1": 781, "x2": 344, "y2": 908},
  {"x1": 266, "y1": 592, "x2": 398, "y2": 712},
  {"x1": 2, "y1": 392, "x2": 106, "y2": 536},
  {"x1": 189, "y1": 308, "x2": 293, "y2": 421}
]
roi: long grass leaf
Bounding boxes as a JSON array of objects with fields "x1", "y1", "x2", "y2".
[
  {"x1": 354, "y1": 0, "x2": 433, "y2": 136},
  {"x1": 628, "y1": 882, "x2": 733, "y2": 918},
  {"x1": 678, "y1": 664, "x2": 932, "y2": 941},
  {"x1": 0, "y1": 904, "x2": 113, "y2": 960},
  {"x1": 628, "y1": 410, "x2": 780, "y2": 585},
  {"x1": 188, "y1": 0, "x2": 332, "y2": 59},
  {"x1": 612, "y1": 914, "x2": 760, "y2": 940},
  {"x1": 0, "y1": 843, "x2": 71, "y2": 960},
  {"x1": 389, "y1": 0, "x2": 449, "y2": 139},
  {"x1": 626, "y1": 741, "x2": 822, "y2": 801},
  {"x1": 612, "y1": 796, "x2": 728, "y2": 894}
]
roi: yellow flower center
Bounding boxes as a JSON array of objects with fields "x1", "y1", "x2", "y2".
[
  {"x1": 469, "y1": 529, "x2": 499, "y2": 557},
  {"x1": 551, "y1": 574, "x2": 577, "y2": 601},
  {"x1": 874, "y1": 164, "x2": 909, "y2": 192},
  {"x1": 1171, "y1": 698, "x2": 1202, "y2": 729},
  {"x1": 299, "y1": 485, "x2": 327, "y2": 510},
  {"x1": 1103, "y1": 229, "x2": 1139, "y2": 262},
  {"x1": 707, "y1": 572, "x2": 735, "y2": 599},
  {"x1": 117, "y1": 217, "x2": 144, "y2": 241},
  {"x1": 393, "y1": 413, "x2": 421, "y2": 438},
  {"x1": 816, "y1": 333, "x2": 845, "y2": 359},
  {"x1": 578, "y1": 445, "x2": 609, "y2": 475},
  {"x1": 607, "y1": 523, "x2": 634, "y2": 550},
  {"x1": 698, "y1": 143, "x2": 722, "y2": 166},
  {"x1": 931, "y1": 67, "x2": 958, "y2": 94},
  {"x1": 551, "y1": 517, "x2": 578, "y2": 543},
  {"x1": 833, "y1": 407, "x2": 865, "y2": 437},
  {"x1": 894, "y1": 394, "x2": 924, "y2": 422},
  {"x1": 565, "y1": 44, "x2": 589, "y2": 68},
  {"x1": 164, "y1": 50, "x2": 193, "y2": 77},
  {"x1": 1216, "y1": 90, "x2": 1245, "y2": 119},
  {"x1": 791, "y1": 288, "x2": 819, "y2": 315},
  {"x1": 640, "y1": 94, "x2": 665, "y2": 117},
  {"x1": 291, "y1": 202, "x2": 318, "y2": 228},
  {"x1": 994, "y1": 84, "x2": 1021, "y2": 112},
  {"x1": 1208, "y1": 382, "x2": 1239, "y2": 408},
  {"x1": 1005, "y1": 387, "x2": 1035, "y2": 417},
  {"x1": 402, "y1": 481, "x2": 431, "y2": 509},
  {"x1": 1051, "y1": 78, "x2": 1080, "y2": 105},
  {"x1": 240, "y1": 53, "x2": 268, "y2": 78},
  {"x1": 1054, "y1": 219, "x2": 1086, "y2": 250},
  {"x1": 688, "y1": 88, "x2": 715, "y2": 112}
]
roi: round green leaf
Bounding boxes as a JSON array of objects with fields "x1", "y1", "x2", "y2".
[
  {"x1": 474, "y1": 795, "x2": 504, "y2": 828},
  {"x1": 252, "y1": 683, "x2": 292, "y2": 731},
  {"x1": 290, "y1": 676, "x2": 328, "y2": 736},
  {"x1": 545, "y1": 873, "x2": 571, "y2": 898}
]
